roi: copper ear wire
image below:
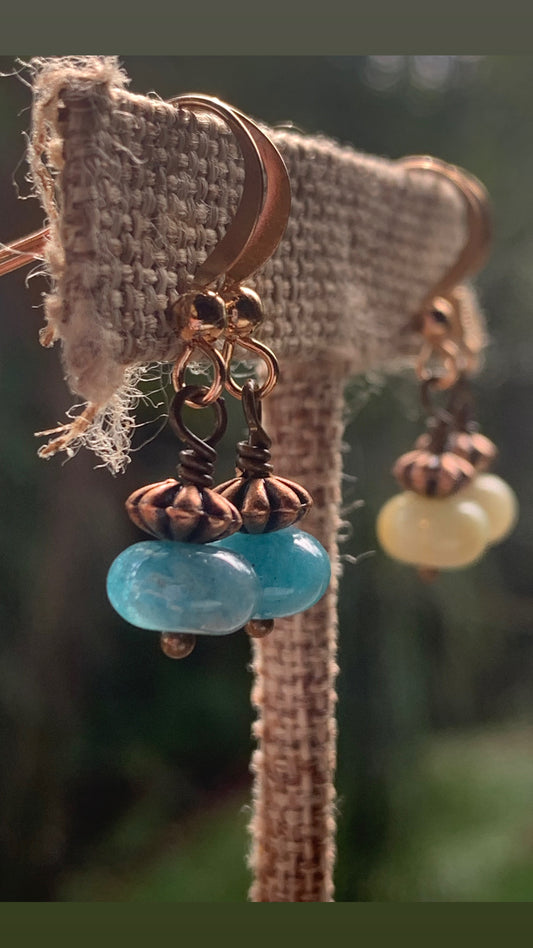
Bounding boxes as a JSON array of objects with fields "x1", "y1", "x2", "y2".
[
  {"x1": 169, "y1": 96, "x2": 289, "y2": 403},
  {"x1": 168, "y1": 95, "x2": 266, "y2": 291},
  {"x1": 398, "y1": 155, "x2": 492, "y2": 391},
  {"x1": 0, "y1": 95, "x2": 291, "y2": 296}
]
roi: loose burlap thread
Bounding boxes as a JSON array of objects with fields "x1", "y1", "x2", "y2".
[{"x1": 24, "y1": 57, "x2": 487, "y2": 901}]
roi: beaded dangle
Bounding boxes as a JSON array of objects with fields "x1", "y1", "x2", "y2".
[
  {"x1": 107, "y1": 380, "x2": 262, "y2": 658},
  {"x1": 377, "y1": 371, "x2": 518, "y2": 579},
  {"x1": 214, "y1": 376, "x2": 329, "y2": 639},
  {"x1": 376, "y1": 157, "x2": 518, "y2": 578}
]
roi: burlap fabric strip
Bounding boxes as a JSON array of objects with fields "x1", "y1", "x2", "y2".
[{"x1": 25, "y1": 56, "x2": 486, "y2": 902}]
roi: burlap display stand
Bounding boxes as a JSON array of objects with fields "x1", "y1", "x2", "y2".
[{"x1": 26, "y1": 57, "x2": 486, "y2": 902}]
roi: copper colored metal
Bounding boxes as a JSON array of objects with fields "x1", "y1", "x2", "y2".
[
  {"x1": 172, "y1": 340, "x2": 228, "y2": 407},
  {"x1": 222, "y1": 335, "x2": 279, "y2": 401},
  {"x1": 160, "y1": 632, "x2": 196, "y2": 659},
  {"x1": 416, "y1": 373, "x2": 498, "y2": 475},
  {"x1": 168, "y1": 95, "x2": 291, "y2": 289},
  {"x1": 246, "y1": 619, "x2": 274, "y2": 639},
  {"x1": 126, "y1": 478, "x2": 242, "y2": 543},
  {"x1": 400, "y1": 156, "x2": 492, "y2": 392},
  {"x1": 398, "y1": 156, "x2": 492, "y2": 304},
  {"x1": 127, "y1": 385, "x2": 242, "y2": 542},
  {"x1": 171, "y1": 290, "x2": 227, "y2": 345},
  {"x1": 393, "y1": 448, "x2": 475, "y2": 498},
  {"x1": 0, "y1": 226, "x2": 49, "y2": 277},
  {"x1": 416, "y1": 429, "x2": 497, "y2": 473},
  {"x1": 215, "y1": 379, "x2": 312, "y2": 533},
  {"x1": 223, "y1": 286, "x2": 264, "y2": 338},
  {"x1": 218, "y1": 473, "x2": 312, "y2": 534},
  {"x1": 1, "y1": 95, "x2": 291, "y2": 295},
  {"x1": 219, "y1": 285, "x2": 279, "y2": 400},
  {"x1": 446, "y1": 430, "x2": 497, "y2": 472}
]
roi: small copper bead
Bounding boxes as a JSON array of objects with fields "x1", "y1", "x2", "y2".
[
  {"x1": 171, "y1": 291, "x2": 227, "y2": 344},
  {"x1": 215, "y1": 474, "x2": 312, "y2": 533},
  {"x1": 246, "y1": 619, "x2": 274, "y2": 639},
  {"x1": 160, "y1": 632, "x2": 196, "y2": 659},
  {"x1": 126, "y1": 478, "x2": 242, "y2": 543},
  {"x1": 393, "y1": 449, "x2": 475, "y2": 497},
  {"x1": 224, "y1": 287, "x2": 264, "y2": 338}
]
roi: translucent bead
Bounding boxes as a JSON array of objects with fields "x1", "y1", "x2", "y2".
[
  {"x1": 107, "y1": 541, "x2": 261, "y2": 634},
  {"x1": 376, "y1": 491, "x2": 490, "y2": 569},
  {"x1": 214, "y1": 527, "x2": 331, "y2": 619},
  {"x1": 459, "y1": 473, "x2": 518, "y2": 545}
]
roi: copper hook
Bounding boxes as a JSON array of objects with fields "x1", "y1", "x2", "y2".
[
  {"x1": 167, "y1": 94, "x2": 291, "y2": 288},
  {"x1": 398, "y1": 155, "x2": 492, "y2": 302},
  {"x1": 0, "y1": 95, "x2": 291, "y2": 290},
  {"x1": 167, "y1": 97, "x2": 288, "y2": 403},
  {"x1": 399, "y1": 155, "x2": 492, "y2": 388}
]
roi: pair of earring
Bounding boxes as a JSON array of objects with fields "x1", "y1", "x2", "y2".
[
  {"x1": 376, "y1": 157, "x2": 518, "y2": 579},
  {"x1": 96, "y1": 96, "x2": 332, "y2": 659}
]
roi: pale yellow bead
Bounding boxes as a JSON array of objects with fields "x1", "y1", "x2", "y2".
[
  {"x1": 376, "y1": 491, "x2": 490, "y2": 569},
  {"x1": 459, "y1": 473, "x2": 518, "y2": 545}
]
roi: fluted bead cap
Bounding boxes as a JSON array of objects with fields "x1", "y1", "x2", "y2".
[
  {"x1": 126, "y1": 478, "x2": 242, "y2": 543},
  {"x1": 393, "y1": 448, "x2": 475, "y2": 497},
  {"x1": 215, "y1": 474, "x2": 312, "y2": 534}
]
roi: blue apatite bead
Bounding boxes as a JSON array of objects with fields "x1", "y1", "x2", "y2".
[
  {"x1": 213, "y1": 527, "x2": 331, "y2": 619},
  {"x1": 107, "y1": 541, "x2": 261, "y2": 635}
]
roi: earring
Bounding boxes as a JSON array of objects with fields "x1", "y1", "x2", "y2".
[
  {"x1": 104, "y1": 95, "x2": 330, "y2": 656},
  {"x1": 376, "y1": 157, "x2": 518, "y2": 579},
  {"x1": 213, "y1": 376, "x2": 330, "y2": 640},
  {"x1": 107, "y1": 378, "x2": 261, "y2": 659}
]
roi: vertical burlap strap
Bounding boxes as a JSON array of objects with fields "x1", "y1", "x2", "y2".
[
  {"x1": 22, "y1": 57, "x2": 487, "y2": 901},
  {"x1": 249, "y1": 361, "x2": 345, "y2": 902}
]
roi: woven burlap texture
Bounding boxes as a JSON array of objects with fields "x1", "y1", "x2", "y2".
[
  {"x1": 26, "y1": 57, "x2": 488, "y2": 902},
  {"x1": 250, "y1": 363, "x2": 344, "y2": 902},
  {"x1": 28, "y1": 56, "x2": 484, "y2": 472}
]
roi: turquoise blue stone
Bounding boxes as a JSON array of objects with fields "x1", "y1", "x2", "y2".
[
  {"x1": 213, "y1": 527, "x2": 331, "y2": 619},
  {"x1": 107, "y1": 541, "x2": 261, "y2": 635}
]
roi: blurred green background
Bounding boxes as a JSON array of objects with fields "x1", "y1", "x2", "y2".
[{"x1": 0, "y1": 55, "x2": 532, "y2": 902}]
